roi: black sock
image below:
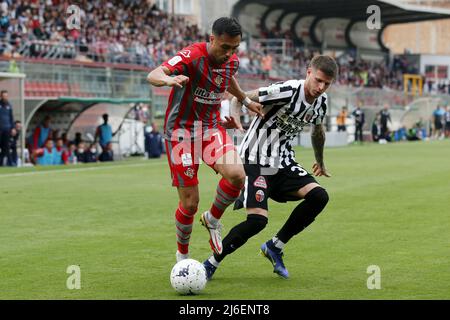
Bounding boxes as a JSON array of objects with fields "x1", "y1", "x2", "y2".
[
  {"x1": 276, "y1": 187, "x2": 329, "y2": 244},
  {"x1": 214, "y1": 214, "x2": 268, "y2": 262}
]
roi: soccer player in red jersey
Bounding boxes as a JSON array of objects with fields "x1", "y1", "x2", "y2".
[{"x1": 147, "y1": 17, "x2": 263, "y2": 262}]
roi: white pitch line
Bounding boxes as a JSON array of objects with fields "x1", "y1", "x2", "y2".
[{"x1": 0, "y1": 161, "x2": 166, "y2": 178}]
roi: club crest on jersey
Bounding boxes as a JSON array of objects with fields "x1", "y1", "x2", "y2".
[
  {"x1": 214, "y1": 75, "x2": 223, "y2": 86},
  {"x1": 254, "y1": 176, "x2": 267, "y2": 189},
  {"x1": 184, "y1": 168, "x2": 195, "y2": 179},
  {"x1": 304, "y1": 108, "x2": 315, "y2": 122},
  {"x1": 255, "y1": 190, "x2": 265, "y2": 202},
  {"x1": 180, "y1": 50, "x2": 191, "y2": 58}
]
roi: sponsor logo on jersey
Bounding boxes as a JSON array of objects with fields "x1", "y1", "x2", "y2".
[
  {"x1": 255, "y1": 190, "x2": 265, "y2": 202},
  {"x1": 267, "y1": 84, "x2": 281, "y2": 96},
  {"x1": 168, "y1": 55, "x2": 182, "y2": 66},
  {"x1": 193, "y1": 87, "x2": 225, "y2": 105},
  {"x1": 275, "y1": 111, "x2": 307, "y2": 136},
  {"x1": 181, "y1": 153, "x2": 193, "y2": 167},
  {"x1": 253, "y1": 176, "x2": 267, "y2": 189},
  {"x1": 212, "y1": 69, "x2": 226, "y2": 73}
]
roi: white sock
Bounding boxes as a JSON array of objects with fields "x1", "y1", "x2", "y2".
[
  {"x1": 272, "y1": 236, "x2": 285, "y2": 251},
  {"x1": 206, "y1": 211, "x2": 220, "y2": 227},
  {"x1": 208, "y1": 255, "x2": 220, "y2": 267},
  {"x1": 176, "y1": 251, "x2": 189, "y2": 262}
]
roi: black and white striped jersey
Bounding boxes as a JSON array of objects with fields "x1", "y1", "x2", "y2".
[{"x1": 238, "y1": 79, "x2": 327, "y2": 168}]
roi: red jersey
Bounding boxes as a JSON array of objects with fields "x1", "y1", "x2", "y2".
[{"x1": 161, "y1": 42, "x2": 239, "y2": 140}]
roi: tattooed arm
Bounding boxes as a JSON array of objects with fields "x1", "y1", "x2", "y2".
[{"x1": 311, "y1": 124, "x2": 331, "y2": 177}]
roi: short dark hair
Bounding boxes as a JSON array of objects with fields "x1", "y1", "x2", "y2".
[
  {"x1": 1, "y1": 90, "x2": 7, "y2": 95},
  {"x1": 309, "y1": 55, "x2": 338, "y2": 79},
  {"x1": 212, "y1": 17, "x2": 242, "y2": 37}
]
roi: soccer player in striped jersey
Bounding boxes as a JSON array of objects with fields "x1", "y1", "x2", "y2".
[
  {"x1": 203, "y1": 55, "x2": 338, "y2": 279},
  {"x1": 147, "y1": 17, "x2": 264, "y2": 263}
]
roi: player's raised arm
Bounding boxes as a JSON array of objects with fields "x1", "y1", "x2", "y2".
[
  {"x1": 147, "y1": 66, "x2": 189, "y2": 88},
  {"x1": 227, "y1": 76, "x2": 264, "y2": 118},
  {"x1": 311, "y1": 124, "x2": 331, "y2": 177}
]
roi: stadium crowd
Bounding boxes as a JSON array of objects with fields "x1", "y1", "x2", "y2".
[
  {"x1": 0, "y1": 0, "x2": 425, "y2": 91},
  {"x1": 0, "y1": 0, "x2": 209, "y2": 68}
]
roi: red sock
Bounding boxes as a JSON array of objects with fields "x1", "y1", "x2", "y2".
[
  {"x1": 210, "y1": 178, "x2": 243, "y2": 219},
  {"x1": 175, "y1": 203, "x2": 197, "y2": 254}
]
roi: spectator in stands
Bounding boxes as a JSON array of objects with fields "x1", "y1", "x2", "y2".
[
  {"x1": 352, "y1": 104, "x2": 365, "y2": 144},
  {"x1": 98, "y1": 141, "x2": 114, "y2": 162},
  {"x1": 0, "y1": 89, "x2": 14, "y2": 166},
  {"x1": 0, "y1": 0, "x2": 414, "y2": 90},
  {"x1": 336, "y1": 106, "x2": 348, "y2": 132},
  {"x1": 31, "y1": 115, "x2": 52, "y2": 151},
  {"x1": 432, "y1": 104, "x2": 445, "y2": 140},
  {"x1": 95, "y1": 113, "x2": 113, "y2": 153},
  {"x1": 379, "y1": 103, "x2": 392, "y2": 140},
  {"x1": 34, "y1": 139, "x2": 60, "y2": 166},
  {"x1": 260, "y1": 50, "x2": 273, "y2": 80},
  {"x1": 147, "y1": 122, "x2": 163, "y2": 159},
  {"x1": 7, "y1": 120, "x2": 21, "y2": 166}
]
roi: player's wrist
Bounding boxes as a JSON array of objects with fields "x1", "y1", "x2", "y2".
[{"x1": 240, "y1": 96, "x2": 252, "y2": 107}]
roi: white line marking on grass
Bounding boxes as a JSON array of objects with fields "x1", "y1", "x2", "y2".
[{"x1": 0, "y1": 161, "x2": 166, "y2": 178}]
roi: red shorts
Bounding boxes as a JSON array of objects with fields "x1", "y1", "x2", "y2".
[{"x1": 165, "y1": 127, "x2": 236, "y2": 187}]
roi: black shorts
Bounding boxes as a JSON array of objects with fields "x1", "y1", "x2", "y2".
[
  {"x1": 234, "y1": 163, "x2": 319, "y2": 211},
  {"x1": 445, "y1": 122, "x2": 450, "y2": 131}
]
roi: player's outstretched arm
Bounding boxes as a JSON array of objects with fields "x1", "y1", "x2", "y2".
[
  {"x1": 226, "y1": 89, "x2": 263, "y2": 131},
  {"x1": 227, "y1": 76, "x2": 264, "y2": 118},
  {"x1": 311, "y1": 124, "x2": 331, "y2": 177},
  {"x1": 147, "y1": 66, "x2": 189, "y2": 88}
]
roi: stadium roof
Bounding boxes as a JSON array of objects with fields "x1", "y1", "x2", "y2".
[
  {"x1": 233, "y1": 0, "x2": 450, "y2": 52},
  {"x1": 233, "y1": 0, "x2": 450, "y2": 24}
]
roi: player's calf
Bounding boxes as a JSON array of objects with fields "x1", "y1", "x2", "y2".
[
  {"x1": 201, "y1": 214, "x2": 268, "y2": 280},
  {"x1": 276, "y1": 187, "x2": 329, "y2": 244},
  {"x1": 214, "y1": 213, "x2": 268, "y2": 261},
  {"x1": 175, "y1": 203, "x2": 197, "y2": 258}
]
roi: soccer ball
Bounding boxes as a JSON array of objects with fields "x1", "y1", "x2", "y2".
[{"x1": 170, "y1": 259, "x2": 207, "y2": 295}]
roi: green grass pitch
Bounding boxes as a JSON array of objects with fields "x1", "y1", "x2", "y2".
[{"x1": 1, "y1": 140, "x2": 449, "y2": 300}]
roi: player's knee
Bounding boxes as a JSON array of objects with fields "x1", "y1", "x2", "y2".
[
  {"x1": 305, "y1": 187, "x2": 329, "y2": 212},
  {"x1": 181, "y1": 198, "x2": 199, "y2": 215},
  {"x1": 228, "y1": 170, "x2": 245, "y2": 188}
]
